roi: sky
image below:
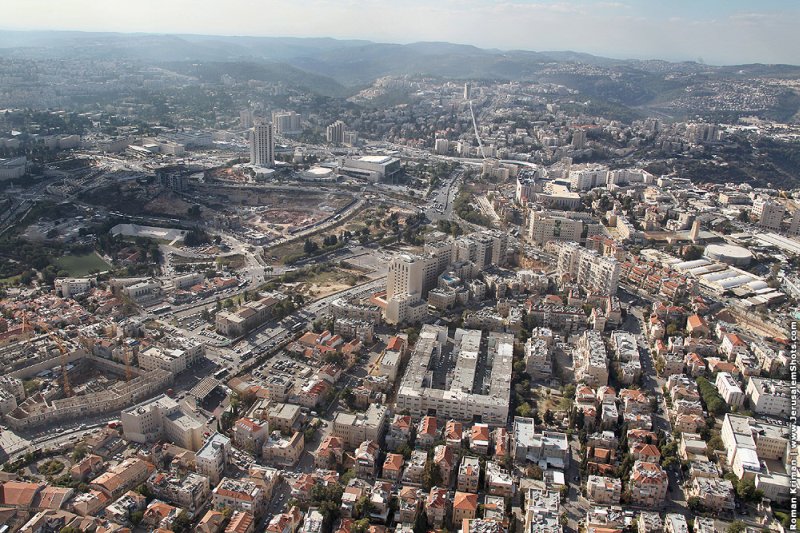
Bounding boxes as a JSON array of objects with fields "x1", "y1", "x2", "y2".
[{"x1": 1, "y1": 0, "x2": 799, "y2": 65}]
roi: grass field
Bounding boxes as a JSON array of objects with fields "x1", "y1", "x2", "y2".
[{"x1": 54, "y1": 252, "x2": 111, "y2": 276}]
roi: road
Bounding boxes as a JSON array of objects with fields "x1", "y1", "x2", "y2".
[
  {"x1": 424, "y1": 169, "x2": 461, "y2": 222},
  {"x1": 624, "y1": 300, "x2": 688, "y2": 517}
]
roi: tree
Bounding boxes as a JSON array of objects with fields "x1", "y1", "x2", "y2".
[
  {"x1": 135, "y1": 483, "x2": 153, "y2": 502},
  {"x1": 397, "y1": 442, "x2": 413, "y2": 460},
  {"x1": 526, "y1": 464, "x2": 543, "y2": 480},
  {"x1": 413, "y1": 510, "x2": 428, "y2": 533},
  {"x1": 304, "y1": 239, "x2": 319, "y2": 255},
  {"x1": 351, "y1": 518, "x2": 370, "y2": 533},
  {"x1": 682, "y1": 245, "x2": 703, "y2": 261},
  {"x1": 422, "y1": 457, "x2": 442, "y2": 490},
  {"x1": 172, "y1": 510, "x2": 192, "y2": 533},
  {"x1": 71, "y1": 443, "x2": 88, "y2": 462},
  {"x1": 735, "y1": 477, "x2": 763, "y2": 502},
  {"x1": 727, "y1": 521, "x2": 746, "y2": 533},
  {"x1": 687, "y1": 496, "x2": 704, "y2": 513},
  {"x1": 515, "y1": 402, "x2": 532, "y2": 418},
  {"x1": 340, "y1": 469, "x2": 355, "y2": 486},
  {"x1": 354, "y1": 495, "x2": 374, "y2": 519}
]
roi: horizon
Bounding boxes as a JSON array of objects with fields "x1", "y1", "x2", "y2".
[
  {"x1": 1, "y1": 28, "x2": 798, "y2": 69},
  {"x1": 0, "y1": 0, "x2": 798, "y2": 66}
]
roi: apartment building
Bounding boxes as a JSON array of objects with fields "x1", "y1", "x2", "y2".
[
  {"x1": 434, "y1": 444, "x2": 456, "y2": 487},
  {"x1": 354, "y1": 440, "x2": 381, "y2": 478},
  {"x1": 745, "y1": 377, "x2": 790, "y2": 417},
  {"x1": 232, "y1": 418, "x2": 270, "y2": 455},
  {"x1": 575, "y1": 330, "x2": 609, "y2": 387},
  {"x1": 332, "y1": 403, "x2": 387, "y2": 448},
  {"x1": 524, "y1": 337, "x2": 552, "y2": 379},
  {"x1": 212, "y1": 478, "x2": 265, "y2": 517},
  {"x1": 688, "y1": 477, "x2": 734, "y2": 512},
  {"x1": 586, "y1": 475, "x2": 622, "y2": 504},
  {"x1": 385, "y1": 414, "x2": 413, "y2": 451},
  {"x1": 196, "y1": 433, "x2": 232, "y2": 485},
  {"x1": 629, "y1": 461, "x2": 668, "y2": 508},
  {"x1": 715, "y1": 372, "x2": 744, "y2": 409},
  {"x1": 554, "y1": 241, "x2": 620, "y2": 296},
  {"x1": 262, "y1": 431, "x2": 304, "y2": 467},
  {"x1": 452, "y1": 492, "x2": 479, "y2": 524},
  {"x1": 511, "y1": 417, "x2": 570, "y2": 469},
  {"x1": 266, "y1": 403, "x2": 301, "y2": 433},
  {"x1": 457, "y1": 456, "x2": 481, "y2": 493},
  {"x1": 395, "y1": 326, "x2": 513, "y2": 425},
  {"x1": 485, "y1": 461, "x2": 513, "y2": 497},
  {"x1": 385, "y1": 231, "x2": 507, "y2": 324},
  {"x1": 250, "y1": 123, "x2": 274, "y2": 167},
  {"x1": 147, "y1": 471, "x2": 210, "y2": 513},
  {"x1": 752, "y1": 197, "x2": 785, "y2": 230},
  {"x1": 523, "y1": 488, "x2": 561, "y2": 532}
]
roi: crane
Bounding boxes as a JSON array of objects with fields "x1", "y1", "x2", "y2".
[
  {"x1": 44, "y1": 327, "x2": 72, "y2": 397},
  {"x1": 123, "y1": 343, "x2": 133, "y2": 382}
]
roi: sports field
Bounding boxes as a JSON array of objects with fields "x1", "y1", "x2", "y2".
[{"x1": 54, "y1": 252, "x2": 111, "y2": 276}]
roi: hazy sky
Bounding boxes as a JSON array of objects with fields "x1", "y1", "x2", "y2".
[{"x1": 2, "y1": 0, "x2": 799, "y2": 65}]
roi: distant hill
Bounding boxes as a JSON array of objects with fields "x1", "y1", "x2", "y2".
[{"x1": 1, "y1": 30, "x2": 799, "y2": 113}]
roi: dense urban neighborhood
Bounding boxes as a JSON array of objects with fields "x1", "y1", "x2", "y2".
[{"x1": 0, "y1": 30, "x2": 797, "y2": 533}]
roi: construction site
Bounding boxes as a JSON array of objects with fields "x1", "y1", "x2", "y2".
[
  {"x1": 1, "y1": 333, "x2": 171, "y2": 432},
  {"x1": 191, "y1": 183, "x2": 357, "y2": 239}
]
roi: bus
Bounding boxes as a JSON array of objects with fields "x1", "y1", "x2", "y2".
[
  {"x1": 151, "y1": 304, "x2": 172, "y2": 315},
  {"x1": 214, "y1": 368, "x2": 229, "y2": 380}
]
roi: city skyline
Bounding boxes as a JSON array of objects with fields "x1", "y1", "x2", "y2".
[{"x1": 1, "y1": 0, "x2": 799, "y2": 66}]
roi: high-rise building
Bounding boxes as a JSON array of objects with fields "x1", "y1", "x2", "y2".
[
  {"x1": 387, "y1": 254, "x2": 427, "y2": 301},
  {"x1": 571, "y1": 129, "x2": 586, "y2": 149},
  {"x1": 384, "y1": 230, "x2": 507, "y2": 324},
  {"x1": 271, "y1": 111, "x2": 302, "y2": 136},
  {"x1": 689, "y1": 220, "x2": 701, "y2": 242},
  {"x1": 787, "y1": 203, "x2": 800, "y2": 235},
  {"x1": 240, "y1": 110, "x2": 253, "y2": 129},
  {"x1": 326, "y1": 121, "x2": 346, "y2": 145},
  {"x1": 752, "y1": 197, "x2": 785, "y2": 231},
  {"x1": 464, "y1": 83, "x2": 471, "y2": 100},
  {"x1": 249, "y1": 123, "x2": 274, "y2": 167},
  {"x1": 434, "y1": 139, "x2": 449, "y2": 155},
  {"x1": 554, "y1": 241, "x2": 620, "y2": 296}
]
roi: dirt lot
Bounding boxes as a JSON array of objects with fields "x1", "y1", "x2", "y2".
[
  {"x1": 283, "y1": 267, "x2": 367, "y2": 300},
  {"x1": 144, "y1": 191, "x2": 193, "y2": 216}
]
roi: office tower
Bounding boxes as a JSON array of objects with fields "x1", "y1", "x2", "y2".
[
  {"x1": 464, "y1": 83, "x2": 471, "y2": 100},
  {"x1": 249, "y1": 123, "x2": 274, "y2": 167}
]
